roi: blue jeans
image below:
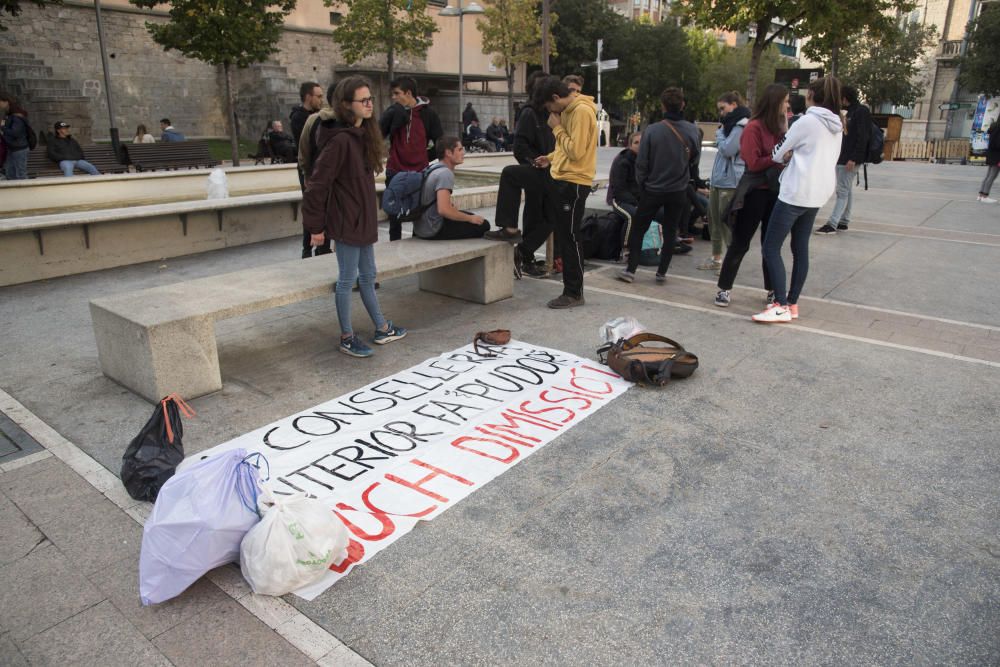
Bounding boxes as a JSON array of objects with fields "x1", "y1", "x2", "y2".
[
  {"x1": 4, "y1": 148, "x2": 29, "y2": 180},
  {"x1": 334, "y1": 242, "x2": 386, "y2": 336},
  {"x1": 60, "y1": 159, "x2": 100, "y2": 177},
  {"x1": 761, "y1": 200, "x2": 819, "y2": 306},
  {"x1": 827, "y1": 164, "x2": 853, "y2": 226}
]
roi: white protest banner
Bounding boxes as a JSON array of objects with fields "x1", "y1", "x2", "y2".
[{"x1": 188, "y1": 341, "x2": 631, "y2": 599}]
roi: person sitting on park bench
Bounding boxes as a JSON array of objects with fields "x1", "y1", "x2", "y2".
[
  {"x1": 159, "y1": 119, "x2": 185, "y2": 142},
  {"x1": 46, "y1": 121, "x2": 101, "y2": 177},
  {"x1": 267, "y1": 120, "x2": 297, "y2": 163},
  {"x1": 413, "y1": 135, "x2": 490, "y2": 240}
]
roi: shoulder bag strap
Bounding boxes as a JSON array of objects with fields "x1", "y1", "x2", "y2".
[{"x1": 660, "y1": 120, "x2": 691, "y2": 161}]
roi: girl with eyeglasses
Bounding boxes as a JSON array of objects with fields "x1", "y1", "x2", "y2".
[{"x1": 302, "y1": 76, "x2": 408, "y2": 358}]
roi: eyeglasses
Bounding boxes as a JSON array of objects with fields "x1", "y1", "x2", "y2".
[{"x1": 352, "y1": 97, "x2": 374, "y2": 106}]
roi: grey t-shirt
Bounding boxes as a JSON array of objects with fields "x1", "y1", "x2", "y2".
[{"x1": 413, "y1": 165, "x2": 454, "y2": 239}]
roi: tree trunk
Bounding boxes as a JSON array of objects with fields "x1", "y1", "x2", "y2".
[
  {"x1": 747, "y1": 39, "x2": 764, "y2": 107},
  {"x1": 830, "y1": 43, "x2": 840, "y2": 77},
  {"x1": 541, "y1": 0, "x2": 550, "y2": 73},
  {"x1": 506, "y1": 64, "x2": 515, "y2": 126},
  {"x1": 387, "y1": 40, "x2": 395, "y2": 83},
  {"x1": 224, "y1": 61, "x2": 240, "y2": 167},
  {"x1": 386, "y1": 0, "x2": 395, "y2": 83}
]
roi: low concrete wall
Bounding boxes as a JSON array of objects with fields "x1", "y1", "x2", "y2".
[{"x1": 0, "y1": 185, "x2": 502, "y2": 287}]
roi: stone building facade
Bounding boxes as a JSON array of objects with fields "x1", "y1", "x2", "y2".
[{"x1": 0, "y1": 0, "x2": 525, "y2": 145}]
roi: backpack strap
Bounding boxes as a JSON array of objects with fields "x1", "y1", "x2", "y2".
[
  {"x1": 660, "y1": 120, "x2": 691, "y2": 161},
  {"x1": 620, "y1": 332, "x2": 684, "y2": 352}
]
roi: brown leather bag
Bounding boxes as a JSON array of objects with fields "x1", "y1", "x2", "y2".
[
  {"x1": 473, "y1": 329, "x2": 511, "y2": 357},
  {"x1": 602, "y1": 333, "x2": 698, "y2": 386}
]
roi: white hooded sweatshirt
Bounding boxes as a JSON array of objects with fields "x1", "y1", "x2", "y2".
[{"x1": 771, "y1": 106, "x2": 844, "y2": 208}]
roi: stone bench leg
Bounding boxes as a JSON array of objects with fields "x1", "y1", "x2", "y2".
[
  {"x1": 90, "y1": 304, "x2": 222, "y2": 403},
  {"x1": 418, "y1": 245, "x2": 514, "y2": 304}
]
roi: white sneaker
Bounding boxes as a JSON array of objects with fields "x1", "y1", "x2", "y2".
[
  {"x1": 979, "y1": 195, "x2": 997, "y2": 204},
  {"x1": 752, "y1": 303, "x2": 792, "y2": 323}
]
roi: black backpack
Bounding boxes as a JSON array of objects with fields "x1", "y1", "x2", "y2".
[
  {"x1": 580, "y1": 211, "x2": 626, "y2": 260},
  {"x1": 866, "y1": 121, "x2": 885, "y2": 165}
]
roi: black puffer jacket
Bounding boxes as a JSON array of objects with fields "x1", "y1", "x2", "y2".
[
  {"x1": 512, "y1": 106, "x2": 555, "y2": 166},
  {"x1": 46, "y1": 135, "x2": 85, "y2": 163},
  {"x1": 986, "y1": 121, "x2": 1000, "y2": 166}
]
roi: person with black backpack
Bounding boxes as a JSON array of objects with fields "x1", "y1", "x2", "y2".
[
  {"x1": 816, "y1": 85, "x2": 870, "y2": 234},
  {"x1": 0, "y1": 93, "x2": 32, "y2": 180}
]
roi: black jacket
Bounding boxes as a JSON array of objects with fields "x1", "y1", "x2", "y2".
[
  {"x1": 838, "y1": 102, "x2": 872, "y2": 165},
  {"x1": 46, "y1": 135, "x2": 85, "y2": 163},
  {"x1": 2, "y1": 114, "x2": 30, "y2": 151},
  {"x1": 289, "y1": 104, "x2": 311, "y2": 146},
  {"x1": 636, "y1": 113, "x2": 701, "y2": 194},
  {"x1": 609, "y1": 149, "x2": 640, "y2": 206},
  {"x1": 986, "y1": 122, "x2": 1000, "y2": 165},
  {"x1": 512, "y1": 106, "x2": 555, "y2": 166}
]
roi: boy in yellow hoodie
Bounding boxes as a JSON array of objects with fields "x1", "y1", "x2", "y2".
[{"x1": 522, "y1": 75, "x2": 597, "y2": 309}]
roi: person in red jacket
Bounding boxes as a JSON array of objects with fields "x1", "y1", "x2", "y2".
[
  {"x1": 714, "y1": 84, "x2": 788, "y2": 308},
  {"x1": 303, "y1": 76, "x2": 408, "y2": 358}
]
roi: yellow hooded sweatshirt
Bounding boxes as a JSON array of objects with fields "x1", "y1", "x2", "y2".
[{"x1": 547, "y1": 94, "x2": 598, "y2": 186}]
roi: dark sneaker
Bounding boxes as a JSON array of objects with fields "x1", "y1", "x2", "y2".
[
  {"x1": 547, "y1": 294, "x2": 585, "y2": 309},
  {"x1": 655, "y1": 273, "x2": 667, "y2": 284},
  {"x1": 815, "y1": 224, "x2": 837, "y2": 235},
  {"x1": 715, "y1": 289, "x2": 731, "y2": 307},
  {"x1": 836, "y1": 223, "x2": 849, "y2": 231},
  {"x1": 340, "y1": 334, "x2": 374, "y2": 358},
  {"x1": 674, "y1": 243, "x2": 693, "y2": 254},
  {"x1": 618, "y1": 268, "x2": 635, "y2": 283},
  {"x1": 484, "y1": 228, "x2": 522, "y2": 243},
  {"x1": 373, "y1": 321, "x2": 407, "y2": 345}
]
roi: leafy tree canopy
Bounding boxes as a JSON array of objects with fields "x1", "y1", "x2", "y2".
[
  {"x1": 958, "y1": 5, "x2": 1000, "y2": 97},
  {"x1": 839, "y1": 18, "x2": 936, "y2": 109},
  {"x1": 477, "y1": 0, "x2": 553, "y2": 119},
  {"x1": 328, "y1": 0, "x2": 437, "y2": 82}
]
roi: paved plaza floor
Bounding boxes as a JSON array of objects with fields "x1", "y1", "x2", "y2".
[{"x1": 1, "y1": 153, "x2": 998, "y2": 665}]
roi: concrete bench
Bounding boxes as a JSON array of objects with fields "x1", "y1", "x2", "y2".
[{"x1": 89, "y1": 237, "x2": 514, "y2": 402}]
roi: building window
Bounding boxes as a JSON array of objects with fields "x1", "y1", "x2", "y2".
[{"x1": 329, "y1": 11, "x2": 342, "y2": 24}]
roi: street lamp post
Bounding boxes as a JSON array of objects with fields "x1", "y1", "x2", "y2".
[
  {"x1": 440, "y1": 0, "x2": 484, "y2": 134},
  {"x1": 94, "y1": 0, "x2": 120, "y2": 157}
]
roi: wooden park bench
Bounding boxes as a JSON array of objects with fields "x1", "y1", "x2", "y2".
[
  {"x1": 26, "y1": 144, "x2": 129, "y2": 179},
  {"x1": 89, "y1": 238, "x2": 514, "y2": 402},
  {"x1": 124, "y1": 140, "x2": 220, "y2": 172}
]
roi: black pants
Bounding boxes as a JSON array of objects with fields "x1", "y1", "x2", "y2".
[
  {"x1": 625, "y1": 189, "x2": 687, "y2": 274},
  {"x1": 299, "y1": 164, "x2": 332, "y2": 258},
  {"x1": 425, "y1": 214, "x2": 490, "y2": 240},
  {"x1": 495, "y1": 164, "x2": 550, "y2": 241},
  {"x1": 385, "y1": 169, "x2": 405, "y2": 241},
  {"x1": 529, "y1": 180, "x2": 589, "y2": 297},
  {"x1": 717, "y1": 188, "x2": 777, "y2": 291}
]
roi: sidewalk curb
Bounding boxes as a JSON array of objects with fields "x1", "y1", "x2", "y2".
[{"x1": 0, "y1": 387, "x2": 372, "y2": 666}]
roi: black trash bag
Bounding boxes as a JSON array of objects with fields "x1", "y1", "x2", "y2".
[{"x1": 121, "y1": 394, "x2": 195, "y2": 502}]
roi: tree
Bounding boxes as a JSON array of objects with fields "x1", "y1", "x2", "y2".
[
  {"x1": 839, "y1": 18, "x2": 936, "y2": 109},
  {"x1": 800, "y1": 0, "x2": 915, "y2": 76},
  {"x1": 958, "y1": 5, "x2": 1000, "y2": 97},
  {"x1": 677, "y1": 0, "x2": 916, "y2": 104},
  {"x1": 477, "y1": 0, "x2": 554, "y2": 122},
  {"x1": 615, "y1": 19, "x2": 698, "y2": 121},
  {"x1": 1, "y1": 0, "x2": 60, "y2": 32},
  {"x1": 328, "y1": 0, "x2": 437, "y2": 84},
  {"x1": 689, "y1": 42, "x2": 790, "y2": 119},
  {"x1": 549, "y1": 0, "x2": 627, "y2": 90},
  {"x1": 129, "y1": 0, "x2": 296, "y2": 167}
]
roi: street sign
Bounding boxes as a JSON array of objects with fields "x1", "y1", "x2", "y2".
[
  {"x1": 599, "y1": 58, "x2": 618, "y2": 72},
  {"x1": 938, "y1": 103, "x2": 961, "y2": 111}
]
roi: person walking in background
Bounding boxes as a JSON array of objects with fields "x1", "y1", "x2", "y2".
[
  {"x1": 132, "y1": 124, "x2": 155, "y2": 143},
  {"x1": 380, "y1": 76, "x2": 444, "y2": 241},
  {"x1": 462, "y1": 102, "x2": 479, "y2": 129},
  {"x1": 698, "y1": 91, "x2": 750, "y2": 273},
  {"x1": 714, "y1": 84, "x2": 787, "y2": 308},
  {"x1": 302, "y1": 76, "x2": 407, "y2": 358},
  {"x1": 816, "y1": 85, "x2": 870, "y2": 234},
  {"x1": 159, "y1": 119, "x2": 185, "y2": 142},
  {"x1": 617, "y1": 87, "x2": 700, "y2": 286},
  {"x1": 753, "y1": 76, "x2": 843, "y2": 323},
  {"x1": 0, "y1": 93, "x2": 30, "y2": 180},
  {"x1": 47, "y1": 122, "x2": 101, "y2": 177},
  {"x1": 977, "y1": 120, "x2": 999, "y2": 203},
  {"x1": 529, "y1": 75, "x2": 597, "y2": 309}
]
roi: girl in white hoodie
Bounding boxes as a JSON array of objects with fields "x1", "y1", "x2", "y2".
[{"x1": 752, "y1": 76, "x2": 844, "y2": 323}]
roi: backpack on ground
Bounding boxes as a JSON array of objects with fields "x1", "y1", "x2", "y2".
[
  {"x1": 382, "y1": 163, "x2": 446, "y2": 222},
  {"x1": 580, "y1": 211, "x2": 626, "y2": 260}
]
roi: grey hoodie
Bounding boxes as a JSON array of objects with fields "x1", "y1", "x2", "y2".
[
  {"x1": 771, "y1": 106, "x2": 843, "y2": 207},
  {"x1": 636, "y1": 115, "x2": 701, "y2": 194}
]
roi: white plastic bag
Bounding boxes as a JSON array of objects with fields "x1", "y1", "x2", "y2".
[
  {"x1": 600, "y1": 316, "x2": 647, "y2": 344},
  {"x1": 139, "y1": 449, "x2": 263, "y2": 605},
  {"x1": 239, "y1": 487, "x2": 349, "y2": 597},
  {"x1": 206, "y1": 167, "x2": 229, "y2": 199}
]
